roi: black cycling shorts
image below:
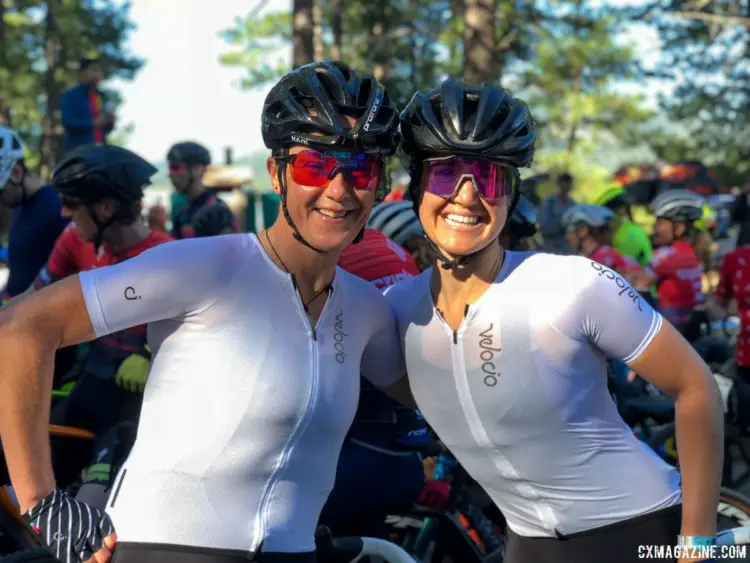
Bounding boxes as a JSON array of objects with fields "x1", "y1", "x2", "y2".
[
  {"x1": 504, "y1": 504, "x2": 681, "y2": 563},
  {"x1": 112, "y1": 543, "x2": 316, "y2": 563}
]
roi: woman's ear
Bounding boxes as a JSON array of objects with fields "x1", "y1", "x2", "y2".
[{"x1": 267, "y1": 156, "x2": 282, "y2": 196}]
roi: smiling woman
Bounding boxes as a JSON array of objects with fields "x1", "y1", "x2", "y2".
[{"x1": 384, "y1": 78, "x2": 724, "y2": 563}]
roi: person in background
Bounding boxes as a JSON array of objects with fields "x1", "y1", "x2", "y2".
[
  {"x1": 384, "y1": 171, "x2": 409, "y2": 203},
  {"x1": 61, "y1": 58, "x2": 115, "y2": 153},
  {"x1": 320, "y1": 227, "x2": 428, "y2": 538},
  {"x1": 167, "y1": 141, "x2": 231, "y2": 238},
  {"x1": 710, "y1": 242, "x2": 750, "y2": 382},
  {"x1": 647, "y1": 189, "x2": 705, "y2": 338},
  {"x1": 366, "y1": 200, "x2": 435, "y2": 271},
  {"x1": 0, "y1": 127, "x2": 69, "y2": 304},
  {"x1": 731, "y1": 181, "x2": 750, "y2": 247},
  {"x1": 538, "y1": 172, "x2": 576, "y2": 254},
  {"x1": 192, "y1": 202, "x2": 238, "y2": 237},
  {"x1": 147, "y1": 197, "x2": 169, "y2": 235},
  {"x1": 592, "y1": 182, "x2": 653, "y2": 267}
]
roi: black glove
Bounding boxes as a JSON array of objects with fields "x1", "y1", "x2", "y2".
[{"x1": 23, "y1": 488, "x2": 115, "y2": 563}]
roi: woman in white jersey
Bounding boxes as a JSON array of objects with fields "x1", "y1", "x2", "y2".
[
  {"x1": 0, "y1": 61, "x2": 410, "y2": 563},
  {"x1": 385, "y1": 79, "x2": 723, "y2": 563}
]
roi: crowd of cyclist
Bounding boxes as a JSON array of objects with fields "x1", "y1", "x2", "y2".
[{"x1": 0, "y1": 59, "x2": 740, "y2": 563}]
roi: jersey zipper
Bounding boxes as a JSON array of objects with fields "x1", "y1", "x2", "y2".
[
  {"x1": 442, "y1": 304, "x2": 561, "y2": 535},
  {"x1": 250, "y1": 275, "x2": 330, "y2": 554}
]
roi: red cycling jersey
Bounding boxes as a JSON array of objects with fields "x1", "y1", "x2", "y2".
[
  {"x1": 35, "y1": 224, "x2": 173, "y2": 286},
  {"x1": 34, "y1": 224, "x2": 173, "y2": 366},
  {"x1": 338, "y1": 228, "x2": 419, "y2": 290},
  {"x1": 716, "y1": 246, "x2": 750, "y2": 367},
  {"x1": 647, "y1": 239, "x2": 703, "y2": 329},
  {"x1": 589, "y1": 245, "x2": 643, "y2": 279}
]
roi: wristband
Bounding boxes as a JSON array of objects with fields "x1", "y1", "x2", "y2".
[{"x1": 677, "y1": 535, "x2": 716, "y2": 547}]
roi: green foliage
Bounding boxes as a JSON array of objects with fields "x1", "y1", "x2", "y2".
[
  {"x1": 522, "y1": 14, "x2": 654, "y2": 155},
  {"x1": 0, "y1": 0, "x2": 143, "y2": 172},
  {"x1": 646, "y1": 1, "x2": 750, "y2": 182}
]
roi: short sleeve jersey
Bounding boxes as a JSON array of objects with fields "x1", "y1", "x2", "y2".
[
  {"x1": 385, "y1": 251, "x2": 680, "y2": 538},
  {"x1": 717, "y1": 246, "x2": 750, "y2": 367},
  {"x1": 171, "y1": 191, "x2": 230, "y2": 239},
  {"x1": 647, "y1": 239, "x2": 703, "y2": 328},
  {"x1": 589, "y1": 244, "x2": 643, "y2": 279},
  {"x1": 34, "y1": 225, "x2": 173, "y2": 376},
  {"x1": 77, "y1": 234, "x2": 405, "y2": 553}
]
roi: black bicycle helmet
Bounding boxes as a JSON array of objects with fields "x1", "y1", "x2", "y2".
[
  {"x1": 367, "y1": 201, "x2": 424, "y2": 246},
  {"x1": 167, "y1": 141, "x2": 211, "y2": 166},
  {"x1": 261, "y1": 61, "x2": 399, "y2": 253},
  {"x1": 262, "y1": 60, "x2": 399, "y2": 155},
  {"x1": 193, "y1": 202, "x2": 236, "y2": 238},
  {"x1": 400, "y1": 78, "x2": 536, "y2": 166},
  {"x1": 52, "y1": 144, "x2": 156, "y2": 204},
  {"x1": 507, "y1": 193, "x2": 537, "y2": 239},
  {"x1": 52, "y1": 145, "x2": 157, "y2": 249},
  {"x1": 399, "y1": 79, "x2": 537, "y2": 269}
]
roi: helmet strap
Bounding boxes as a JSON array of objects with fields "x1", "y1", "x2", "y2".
[
  {"x1": 276, "y1": 153, "x2": 365, "y2": 252},
  {"x1": 277, "y1": 158, "x2": 327, "y2": 254},
  {"x1": 87, "y1": 202, "x2": 127, "y2": 253},
  {"x1": 417, "y1": 184, "x2": 521, "y2": 271}
]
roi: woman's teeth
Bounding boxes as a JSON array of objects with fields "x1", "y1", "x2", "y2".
[
  {"x1": 444, "y1": 213, "x2": 479, "y2": 227},
  {"x1": 318, "y1": 209, "x2": 347, "y2": 218}
]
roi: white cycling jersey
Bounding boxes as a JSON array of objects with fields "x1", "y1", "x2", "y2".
[
  {"x1": 78, "y1": 233, "x2": 404, "y2": 554},
  {"x1": 385, "y1": 251, "x2": 681, "y2": 538}
]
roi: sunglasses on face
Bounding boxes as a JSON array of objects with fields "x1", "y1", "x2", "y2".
[
  {"x1": 278, "y1": 150, "x2": 383, "y2": 191},
  {"x1": 168, "y1": 162, "x2": 186, "y2": 174},
  {"x1": 422, "y1": 156, "x2": 514, "y2": 204}
]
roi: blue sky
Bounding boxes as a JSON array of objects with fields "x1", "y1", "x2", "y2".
[
  {"x1": 111, "y1": 0, "x2": 664, "y2": 165},
  {"x1": 111, "y1": 0, "x2": 291, "y2": 164}
]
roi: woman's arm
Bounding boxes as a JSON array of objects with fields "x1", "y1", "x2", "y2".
[
  {"x1": 630, "y1": 323, "x2": 723, "y2": 537},
  {"x1": 0, "y1": 236, "x2": 244, "y2": 513},
  {"x1": 0, "y1": 276, "x2": 95, "y2": 511}
]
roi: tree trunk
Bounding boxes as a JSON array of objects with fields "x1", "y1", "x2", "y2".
[
  {"x1": 40, "y1": 1, "x2": 61, "y2": 178},
  {"x1": 292, "y1": 0, "x2": 314, "y2": 68},
  {"x1": 312, "y1": 0, "x2": 324, "y2": 61},
  {"x1": 330, "y1": 0, "x2": 342, "y2": 61},
  {"x1": 0, "y1": 0, "x2": 8, "y2": 127},
  {"x1": 450, "y1": 0, "x2": 464, "y2": 68},
  {"x1": 463, "y1": 0, "x2": 498, "y2": 84},
  {"x1": 371, "y1": 21, "x2": 385, "y2": 81}
]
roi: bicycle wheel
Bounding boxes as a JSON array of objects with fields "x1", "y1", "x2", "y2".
[{"x1": 719, "y1": 487, "x2": 750, "y2": 532}]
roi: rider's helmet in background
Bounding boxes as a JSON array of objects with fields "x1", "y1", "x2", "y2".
[
  {"x1": 367, "y1": 200, "x2": 434, "y2": 270},
  {"x1": 591, "y1": 182, "x2": 629, "y2": 212},
  {"x1": 562, "y1": 204, "x2": 615, "y2": 231},
  {"x1": 0, "y1": 126, "x2": 26, "y2": 187},
  {"x1": 650, "y1": 189, "x2": 704, "y2": 223},
  {"x1": 193, "y1": 202, "x2": 237, "y2": 238},
  {"x1": 367, "y1": 201, "x2": 424, "y2": 247},
  {"x1": 167, "y1": 141, "x2": 211, "y2": 167},
  {"x1": 262, "y1": 60, "x2": 400, "y2": 250},
  {"x1": 52, "y1": 144, "x2": 157, "y2": 248},
  {"x1": 398, "y1": 78, "x2": 537, "y2": 268}
]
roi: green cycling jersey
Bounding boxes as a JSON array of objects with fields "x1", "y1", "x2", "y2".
[{"x1": 613, "y1": 220, "x2": 652, "y2": 267}]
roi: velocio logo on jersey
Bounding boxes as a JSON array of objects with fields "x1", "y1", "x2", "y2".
[
  {"x1": 333, "y1": 309, "x2": 346, "y2": 364},
  {"x1": 589, "y1": 261, "x2": 642, "y2": 312},
  {"x1": 478, "y1": 324, "x2": 501, "y2": 387}
]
